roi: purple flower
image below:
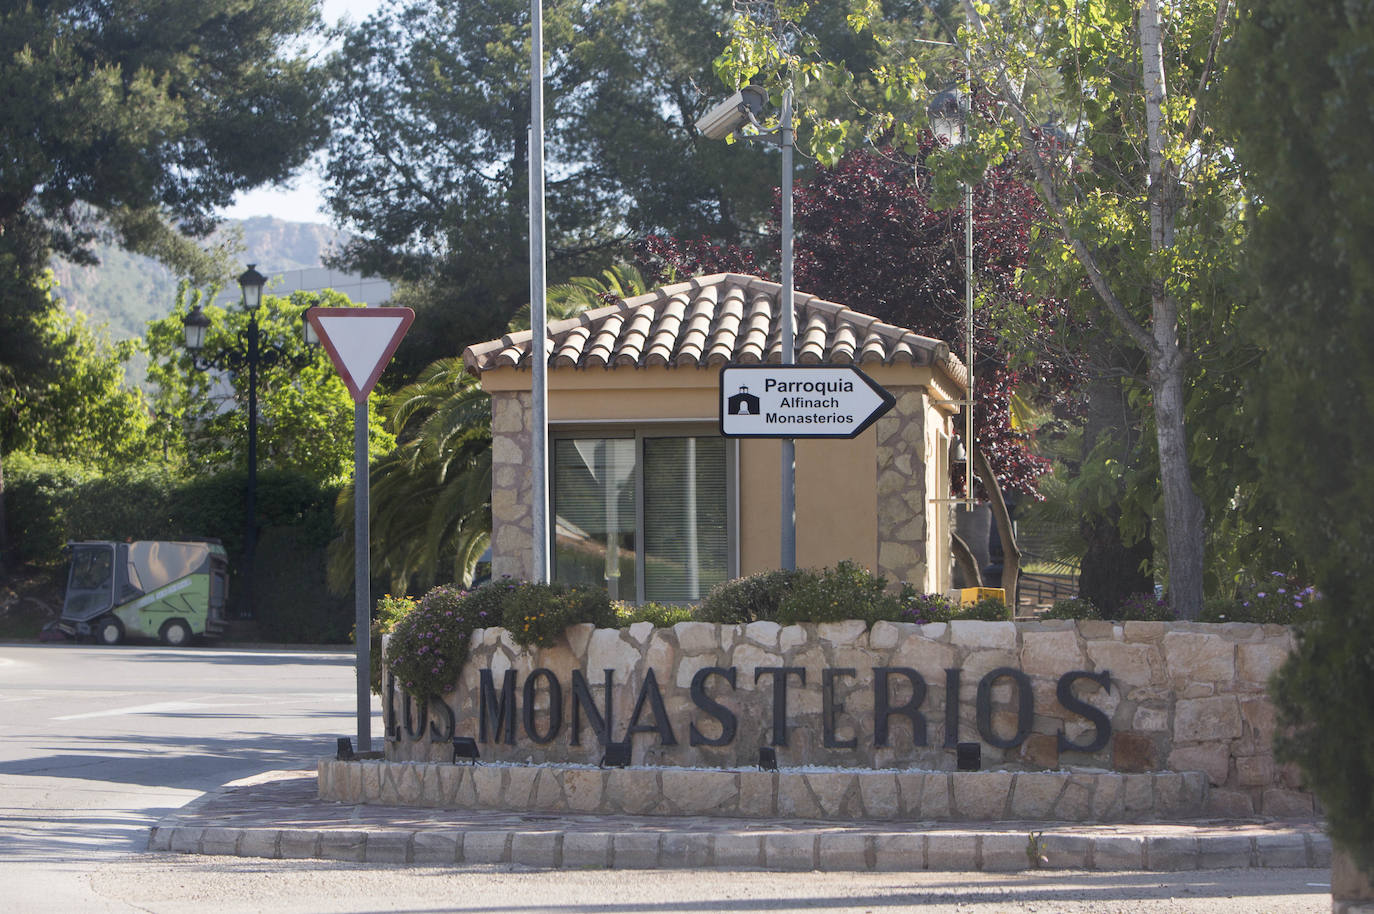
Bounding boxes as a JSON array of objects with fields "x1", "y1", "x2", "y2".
[
  {"x1": 1257, "y1": 592, "x2": 1267, "y2": 598},
  {"x1": 1277, "y1": 588, "x2": 1286, "y2": 594},
  {"x1": 1295, "y1": 601, "x2": 1303, "y2": 608}
]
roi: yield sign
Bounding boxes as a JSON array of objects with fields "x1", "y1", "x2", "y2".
[{"x1": 306, "y1": 307, "x2": 415, "y2": 402}]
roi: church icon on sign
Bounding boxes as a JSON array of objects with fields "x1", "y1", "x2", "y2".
[{"x1": 728, "y1": 385, "x2": 761, "y2": 416}]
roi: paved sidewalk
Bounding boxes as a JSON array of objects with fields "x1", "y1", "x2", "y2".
[{"x1": 148, "y1": 768, "x2": 1330, "y2": 873}]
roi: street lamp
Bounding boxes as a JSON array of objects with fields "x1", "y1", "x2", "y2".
[
  {"x1": 927, "y1": 84, "x2": 976, "y2": 511},
  {"x1": 181, "y1": 264, "x2": 316, "y2": 617},
  {"x1": 696, "y1": 83, "x2": 798, "y2": 570}
]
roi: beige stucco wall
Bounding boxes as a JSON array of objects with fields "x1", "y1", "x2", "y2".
[{"x1": 482, "y1": 363, "x2": 958, "y2": 593}]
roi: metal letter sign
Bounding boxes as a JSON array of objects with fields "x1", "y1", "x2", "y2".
[
  {"x1": 719, "y1": 365, "x2": 895, "y2": 439},
  {"x1": 306, "y1": 307, "x2": 415, "y2": 402}
]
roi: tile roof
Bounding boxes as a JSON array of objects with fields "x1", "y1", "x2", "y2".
[{"x1": 462, "y1": 273, "x2": 968, "y2": 390}]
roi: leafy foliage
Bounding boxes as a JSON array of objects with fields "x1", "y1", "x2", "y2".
[
  {"x1": 0, "y1": 289, "x2": 154, "y2": 469},
  {"x1": 1224, "y1": 0, "x2": 1374, "y2": 871}
]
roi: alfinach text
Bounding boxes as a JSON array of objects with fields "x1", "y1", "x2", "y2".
[{"x1": 386, "y1": 665, "x2": 1114, "y2": 755}]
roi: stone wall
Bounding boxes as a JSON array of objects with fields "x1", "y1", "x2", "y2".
[
  {"x1": 874, "y1": 386, "x2": 929, "y2": 588},
  {"x1": 383, "y1": 620, "x2": 1313, "y2": 818},
  {"x1": 489, "y1": 390, "x2": 533, "y2": 582}
]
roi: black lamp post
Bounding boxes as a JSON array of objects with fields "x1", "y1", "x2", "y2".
[{"x1": 182, "y1": 265, "x2": 314, "y2": 618}]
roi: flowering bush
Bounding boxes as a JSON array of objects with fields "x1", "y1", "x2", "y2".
[
  {"x1": 1201, "y1": 572, "x2": 1321, "y2": 624},
  {"x1": 384, "y1": 584, "x2": 479, "y2": 700},
  {"x1": 898, "y1": 588, "x2": 958, "y2": 624}
]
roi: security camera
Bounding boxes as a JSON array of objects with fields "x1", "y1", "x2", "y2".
[{"x1": 695, "y1": 86, "x2": 768, "y2": 140}]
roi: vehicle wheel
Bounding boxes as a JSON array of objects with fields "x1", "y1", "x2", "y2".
[
  {"x1": 95, "y1": 616, "x2": 123, "y2": 646},
  {"x1": 159, "y1": 619, "x2": 192, "y2": 647}
]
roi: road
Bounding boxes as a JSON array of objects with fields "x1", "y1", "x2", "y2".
[
  {"x1": 0, "y1": 642, "x2": 377, "y2": 911},
  {"x1": 0, "y1": 644, "x2": 1332, "y2": 913}
]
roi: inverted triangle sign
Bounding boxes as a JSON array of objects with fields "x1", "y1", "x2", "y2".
[{"x1": 306, "y1": 306, "x2": 415, "y2": 402}]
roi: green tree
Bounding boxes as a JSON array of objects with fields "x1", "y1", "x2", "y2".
[
  {"x1": 145, "y1": 286, "x2": 395, "y2": 482},
  {"x1": 323, "y1": 0, "x2": 781, "y2": 375},
  {"x1": 0, "y1": 0, "x2": 329, "y2": 574},
  {"x1": 1224, "y1": 0, "x2": 1374, "y2": 875},
  {"x1": 716, "y1": 0, "x2": 1247, "y2": 617},
  {"x1": 0, "y1": 280, "x2": 154, "y2": 467}
]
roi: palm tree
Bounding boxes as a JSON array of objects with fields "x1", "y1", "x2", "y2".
[{"x1": 330, "y1": 265, "x2": 650, "y2": 594}]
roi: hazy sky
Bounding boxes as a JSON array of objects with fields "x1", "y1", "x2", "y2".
[{"x1": 217, "y1": 0, "x2": 385, "y2": 225}]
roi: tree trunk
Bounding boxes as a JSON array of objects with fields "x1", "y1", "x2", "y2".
[
  {"x1": 1078, "y1": 373, "x2": 1154, "y2": 612},
  {"x1": 974, "y1": 445, "x2": 1020, "y2": 608},
  {"x1": 1151, "y1": 354, "x2": 1206, "y2": 617},
  {"x1": 1141, "y1": 0, "x2": 1206, "y2": 619},
  {"x1": 951, "y1": 532, "x2": 981, "y2": 589}
]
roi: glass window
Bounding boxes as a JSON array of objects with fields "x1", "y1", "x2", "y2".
[
  {"x1": 553, "y1": 432, "x2": 731, "y2": 603},
  {"x1": 553, "y1": 438, "x2": 637, "y2": 601}
]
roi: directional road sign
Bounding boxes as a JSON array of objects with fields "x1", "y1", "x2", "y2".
[
  {"x1": 306, "y1": 307, "x2": 415, "y2": 402},
  {"x1": 719, "y1": 364, "x2": 896, "y2": 439}
]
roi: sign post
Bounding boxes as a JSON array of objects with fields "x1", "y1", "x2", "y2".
[
  {"x1": 306, "y1": 306, "x2": 414, "y2": 752},
  {"x1": 719, "y1": 365, "x2": 895, "y2": 439}
]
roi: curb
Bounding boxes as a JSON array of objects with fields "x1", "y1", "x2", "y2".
[
  {"x1": 148, "y1": 820, "x2": 1332, "y2": 872},
  {"x1": 147, "y1": 770, "x2": 1330, "y2": 873}
]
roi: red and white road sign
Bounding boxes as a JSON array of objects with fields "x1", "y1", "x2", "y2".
[{"x1": 306, "y1": 307, "x2": 415, "y2": 402}]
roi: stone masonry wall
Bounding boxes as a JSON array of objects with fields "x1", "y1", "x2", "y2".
[
  {"x1": 383, "y1": 620, "x2": 1312, "y2": 818},
  {"x1": 489, "y1": 390, "x2": 533, "y2": 582},
  {"x1": 874, "y1": 386, "x2": 928, "y2": 589}
]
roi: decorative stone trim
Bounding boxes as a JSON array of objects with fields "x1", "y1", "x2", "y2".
[{"x1": 319, "y1": 759, "x2": 1207, "y2": 823}]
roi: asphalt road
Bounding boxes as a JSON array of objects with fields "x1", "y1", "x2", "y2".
[
  {"x1": 0, "y1": 643, "x2": 1332, "y2": 913},
  {"x1": 0, "y1": 642, "x2": 378, "y2": 910}
]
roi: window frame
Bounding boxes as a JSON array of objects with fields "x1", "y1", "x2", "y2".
[{"x1": 550, "y1": 422, "x2": 738, "y2": 604}]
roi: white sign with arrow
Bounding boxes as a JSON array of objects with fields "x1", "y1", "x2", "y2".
[{"x1": 719, "y1": 365, "x2": 896, "y2": 439}]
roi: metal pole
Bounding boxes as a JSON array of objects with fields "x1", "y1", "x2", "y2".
[
  {"x1": 962, "y1": 70, "x2": 975, "y2": 512},
  {"x1": 353, "y1": 400, "x2": 371, "y2": 751},
  {"x1": 780, "y1": 84, "x2": 796, "y2": 571},
  {"x1": 245, "y1": 312, "x2": 259, "y2": 618},
  {"x1": 529, "y1": 0, "x2": 550, "y2": 583}
]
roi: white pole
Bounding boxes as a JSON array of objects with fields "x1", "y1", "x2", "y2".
[
  {"x1": 529, "y1": 0, "x2": 550, "y2": 583},
  {"x1": 962, "y1": 69, "x2": 974, "y2": 511},
  {"x1": 780, "y1": 84, "x2": 796, "y2": 571}
]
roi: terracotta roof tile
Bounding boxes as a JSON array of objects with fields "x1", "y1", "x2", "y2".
[{"x1": 462, "y1": 273, "x2": 966, "y2": 390}]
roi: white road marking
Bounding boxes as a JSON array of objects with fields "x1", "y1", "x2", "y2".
[{"x1": 53, "y1": 699, "x2": 220, "y2": 721}]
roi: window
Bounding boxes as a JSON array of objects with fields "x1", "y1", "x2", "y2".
[{"x1": 553, "y1": 431, "x2": 732, "y2": 602}]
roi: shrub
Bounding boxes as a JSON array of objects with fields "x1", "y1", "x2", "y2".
[
  {"x1": 1111, "y1": 592, "x2": 1174, "y2": 621},
  {"x1": 367, "y1": 594, "x2": 417, "y2": 694},
  {"x1": 1043, "y1": 597, "x2": 1102, "y2": 621},
  {"x1": 500, "y1": 581, "x2": 614, "y2": 648},
  {"x1": 615, "y1": 601, "x2": 696, "y2": 627},
  {"x1": 777, "y1": 560, "x2": 902, "y2": 626},
  {"x1": 954, "y1": 596, "x2": 1012, "y2": 621},
  {"x1": 697, "y1": 568, "x2": 808, "y2": 624}
]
